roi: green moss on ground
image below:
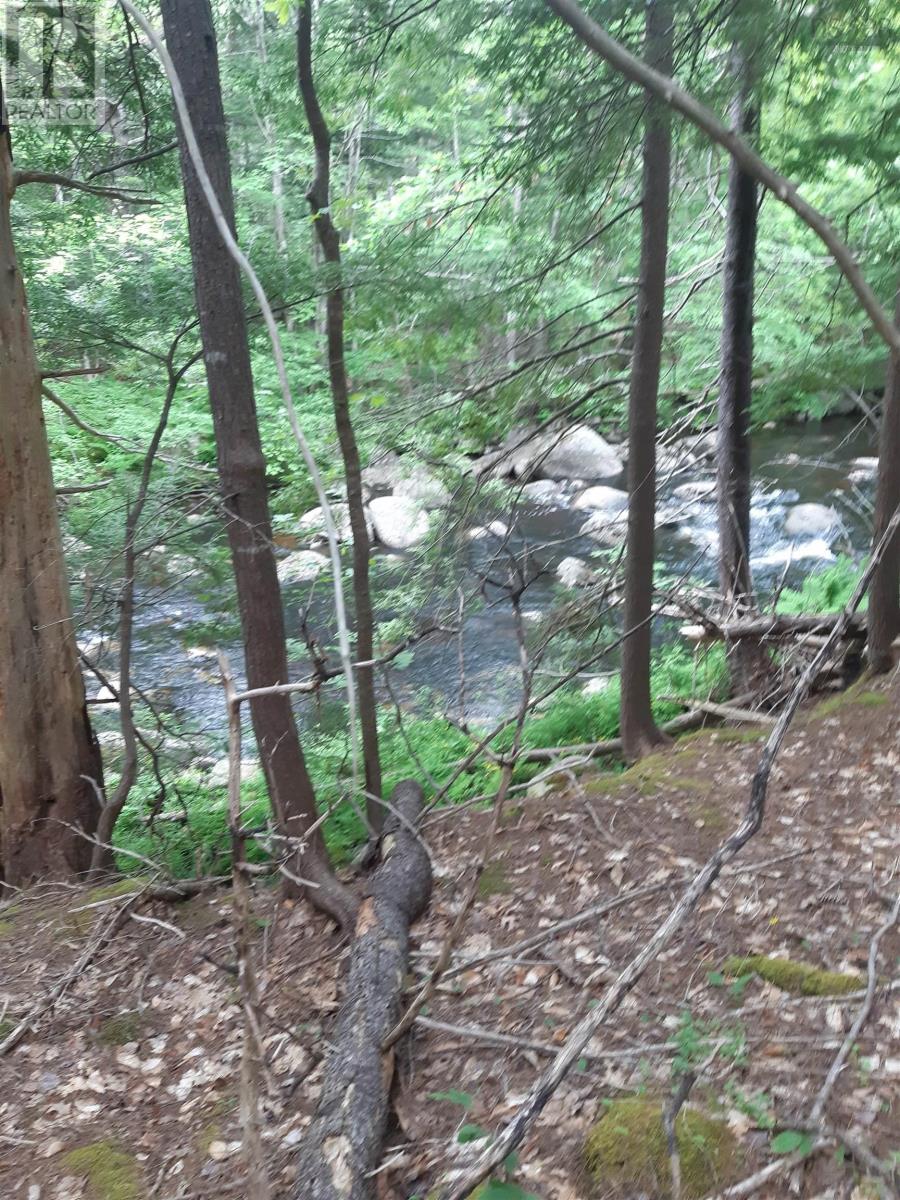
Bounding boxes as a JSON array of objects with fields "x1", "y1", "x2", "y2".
[
  {"x1": 723, "y1": 955, "x2": 863, "y2": 996},
  {"x1": 0, "y1": 1018, "x2": 14, "y2": 1040},
  {"x1": 98, "y1": 1012, "x2": 143, "y2": 1046},
  {"x1": 477, "y1": 861, "x2": 512, "y2": 898},
  {"x1": 584, "y1": 1097, "x2": 738, "y2": 1198},
  {"x1": 64, "y1": 1141, "x2": 144, "y2": 1200},
  {"x1": 815, "y1": 684, "x2": 887, "y2": 719},
  {"x1": 84, "y1": 877, "x2": 149, "y2": 904},
  {"x1": 707, "y1": 726, "x2": 768, "y2": 744},
  {"x1": 0, "y1": 921, "x2": 12, "y2": 937}
]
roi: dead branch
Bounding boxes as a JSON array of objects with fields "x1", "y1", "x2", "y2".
[
  {"x1": 680, "y1": 611, "x2": 867, "y2": 642},
  {"x1": 294, "y1": 781, "x2": 432, "y2": 1200},
  {"x1": 12, "y1": 169, "x2": 159, "y2": 205},
  {"x1": 427, "y1": 506, "x2": 900, "y2": 1200}
]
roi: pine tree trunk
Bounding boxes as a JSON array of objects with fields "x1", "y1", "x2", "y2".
[
  {"x1": 867, "y1": 288, "x2": 900, "y2": 673},
  {"x1": 298, "y1": 4, "x2": 382, "y2": 828},
  {"x1": 716, "y1": 55, "x2": 769, "y2": 692},
  {"x1": 0, "y1": 124, "x2": 103, "y2": 885},
  {"x1": 159, "y1": 0, "x2": 355, "y2": 930},
  {"x1": 620, "y1": 0, "x2": 673, "y2": 762}
]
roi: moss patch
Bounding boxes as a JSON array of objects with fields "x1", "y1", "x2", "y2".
[
  {"x1": 84, "y1": 877, "x2": 149, "y2": 904},
  {"x1": 477, "y1": 861, "x2": 512, "y2": 898},
  {"x1": 707, "y1": 726, "x2": 768, "y2": 745},
  {"x1": 585, "y1": 1097, "x2": 738, "y2": 1199},
  {"x1": 815, "y1": 683, "x2": 887, "y2": 719},
  {"x1": 723, "y1": 955, "x2": 863, "y2": 996},
  {"x1": 98, "y1": 1011, "x2": 143, "y2": 1046},
  {"x1": 0, "y1": 1018, "x2": 15, "y2": 1040},
  {"x1": 0, "y1": 920, "x2": 12, "y2": 938},
  {"x1": 64, "y1": 1140, "x2": 144, "y2": 1200}
]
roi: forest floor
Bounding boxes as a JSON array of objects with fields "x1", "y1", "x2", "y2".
[{"x1": 1, "y1": 674, "x2": 898, "y2": 1200}]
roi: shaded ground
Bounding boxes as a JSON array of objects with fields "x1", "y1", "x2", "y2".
[{"x1": 1, "y1": 675, "x2": 898, "y2": 1199}]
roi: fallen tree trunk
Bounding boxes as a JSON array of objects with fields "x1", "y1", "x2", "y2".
[
  {"x1": 294, "y1": 780, "x2": 432, "y2": 1200},
  {"x1": 680, "y1": 612, "x2": 866, "y2": 642}
]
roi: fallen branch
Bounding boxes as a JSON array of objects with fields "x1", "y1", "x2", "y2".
[
  {"x1": 12, "y1": 168, "x2": 159, "y2": 205},
  {"x1": 680, "y1": 611, "x2": 867, "y2": 642},
  {"x1": 294, "y1": 780, "x2": 432, "y2": 1200},
  {"x1": 427, "y1": 506, "x2": 900, "y2": 1200}
]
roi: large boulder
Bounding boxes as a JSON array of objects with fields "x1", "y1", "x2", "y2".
[
  {"x1": 572, "y1": 485, "x2": 629, "y2": 513},
  {"x1": 368, "y1": 495, "x2": 430, "y2": 551},
  {"x1": 579, "y1": 509, "x2": 627, "y2": 546},
  {"x1": 556, "y1": 556, "x2": 595, "y2": 587},
  {"x1": 364, "y1": 451, "x2": 451, "y2": 509},
  {"x1": 673, "y1": 479, "x2": 717, "y2": 502},
  {"x1": 531, "y1": 424, "x2": 624, "y2": 482},
  {"x1": 518, "y1": 478, "x2": 565, "y2": 506},
  {"x1": 277, "y1": 549, "x2": 329, "y2": 585},
  {"x1": 784, "y1": 502, "x2": 840, "y2": 538}
]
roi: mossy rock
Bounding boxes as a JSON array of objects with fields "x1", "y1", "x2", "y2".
[
  {"x1": 584, "y1": 1097, "x2": 738, "y2": 1199},
  {"x1": 723, "y1": 955, "x2": 863, "y2": 996},
  {"x1": 64, "y1": 1140, "x2": 144, "y2": 1200},
  {"x1": 98, "y1": 1011, "x2": 143, "y2": 1046},
  {"x1": 478, "y1": 861, "x2": 512, "y2": 898}
]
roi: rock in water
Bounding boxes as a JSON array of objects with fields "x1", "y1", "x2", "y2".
[
  {"x1": 572, "y1": 485, "x2": 629, "y2": 512},
  {"x1": 784, "y1": 502, "x2": 840, "y2": 537},
  {"x1": 673, "y1": 479, "x2": 717, "y2": 502},
  {"x1": 556, "y1": 556, "x2": 595, "y2": 587},
  {"x1": 276, "y1": 550, "x2": 328, "y2": 585},
  {"x1": 533, "y1": 424, "x2": 624, "y2": 482},
  {"x1": 369, "y1": 495, "x2": 430, "y2": 550}
]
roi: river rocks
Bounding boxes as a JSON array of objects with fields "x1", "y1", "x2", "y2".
[
  {"x1": 556, "y1": 556, "x2": 595, "y2": 588},
  {"x1": 784, "y1": 502, "x2": 840, "y2": 537},
  {"x1": 531, "y1": 424, "x2": 624, "y2": 482},
  {"x1": 579, "y1": 510, "x2": 627, "y2": 545},
  {"x1": 466, "y1": 519, "x2": 510, "y2": 541},
  {"x1": 368, "y1": 495, "x2": 430, "y2": 550},
  {"x1": 572, "y1": 485, "x2": 628, "y2": 513},
  {"x1": 277, "y1": 550, "x2": 328, "y2": 585},
  {"x1": 673, "y1": 480, "x2": 716, "y2": 502},
  {"x1": 364, "y1": 451, "x2": 450, "y2": 509},
  {"x1": 849, "y1": 456, "x2": 878, "y2": 484},
  {"x1": 753, "y1": 538, "x2": 836, "y2": 568},
  {"x1": 519, "y1": 479, "x2": 564, "y2": 505}
]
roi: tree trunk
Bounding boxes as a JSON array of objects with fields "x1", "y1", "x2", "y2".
[
  {"x1": 297, "y1": 4, "x2": 382, "y2": 828},
  {"x1": 867, "y1": 289, "x2": 900, "y2": 674},
  {"x1": 620, "y1": 0, "x2": 673, "y2": 762},
  {"x1": 158, "y1": 0, "x2": 355, "y2": 930},
  {"x1": 0, "y1": 121, "x2": 103, "y2": 885},
  {"x1": 716, "y1": 54, "x2": 770, "y2": 692}
]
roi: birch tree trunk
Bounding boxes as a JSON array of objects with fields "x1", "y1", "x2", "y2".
[{"x1": 0, "y1": 121, "x2": 102, "y2": 885}]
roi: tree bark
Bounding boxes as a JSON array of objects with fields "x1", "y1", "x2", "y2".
[
  {"x1": 297, "y1": 3, "x2": 382, "y2": 828},
  {"x1": 867, "y1": 289, "x2": 900, "y2": 673},
  {"x1": 717, "y1": 53, "x2": 770, "y2": 692},
  {"x1": 620, "y1": 0, "x2": 673, "y2": 762},
  {"x1": 158, "y1": 0, "x2": 355, "y2": 930},
  {"x1": 294, "y1": 780, "x2": 432, "y2": 1200},
  {"x1": 0, "y1": 115, "x2": 103, "y2": 886}
]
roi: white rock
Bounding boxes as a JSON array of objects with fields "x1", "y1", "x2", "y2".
[
  {"x1": 208, "y1": 757, "x2": 261, "y2": 787},
  {"x1": 277, "y1": 549, "x2": 328, "y2": 585},
  {"x1": 851, "y1": 456, "x2": 878, "y2": 473},
  {"x1": 299, "y1": 502, "x2": 374, "y2": 542},
  {"x1": 368, "y1": 495, "x2": 430, "y2": 551},
  {"x1": 752, "y1": 538, "x2": 836, "y2": 568},
  {"x1": 673, "y1": 480, "x2": 717, "y2": 502},
  {"x1": 784, "y1": 503, "x2": 840, "y2": 537},
  {"x1": 572, "y1": 485, "x2": 628, "y2": 513},
  {"x1": 579, "y1": 510, "x2": 627, "y2": 545},
  {"x1": 556, "y1": 556, "x2": 594, "y2": 588},
  {"x1": 519, "y1": 479, "x2": 563, "y2": 505},
  {"x1": 395, "y1": 465, "x2": 451, "y2": 509},
  {"x1": 532, "y1": 424, "x2": 624, "y2": 482}
]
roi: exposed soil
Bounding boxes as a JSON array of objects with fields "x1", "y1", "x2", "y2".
[{"x1": 1, "y1": 675, "x2": 898, "y2": 1200}]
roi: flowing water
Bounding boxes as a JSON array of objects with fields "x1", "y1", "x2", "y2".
[{"x1": 92, "y1": 417, "x2": 876, "y2": 742}]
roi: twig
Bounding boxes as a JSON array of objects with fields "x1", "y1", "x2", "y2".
[
  {"x1": 12, "y1": 168, "x2": 159, "y2": 205},
  {"x1": 809, "y1": 891, "x2": 900, "y2": 1123},
  {"x1": 663, "y1": 1071, "x2": 696, "y2": 1200}
]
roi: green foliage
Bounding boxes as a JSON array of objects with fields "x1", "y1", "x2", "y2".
[
  {"x1": 770, "y1": 1130, "x2": 815, "y2": 1156},
  {"x1": 777, "y1": 558, "x2": 863, "y2": 615}
]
